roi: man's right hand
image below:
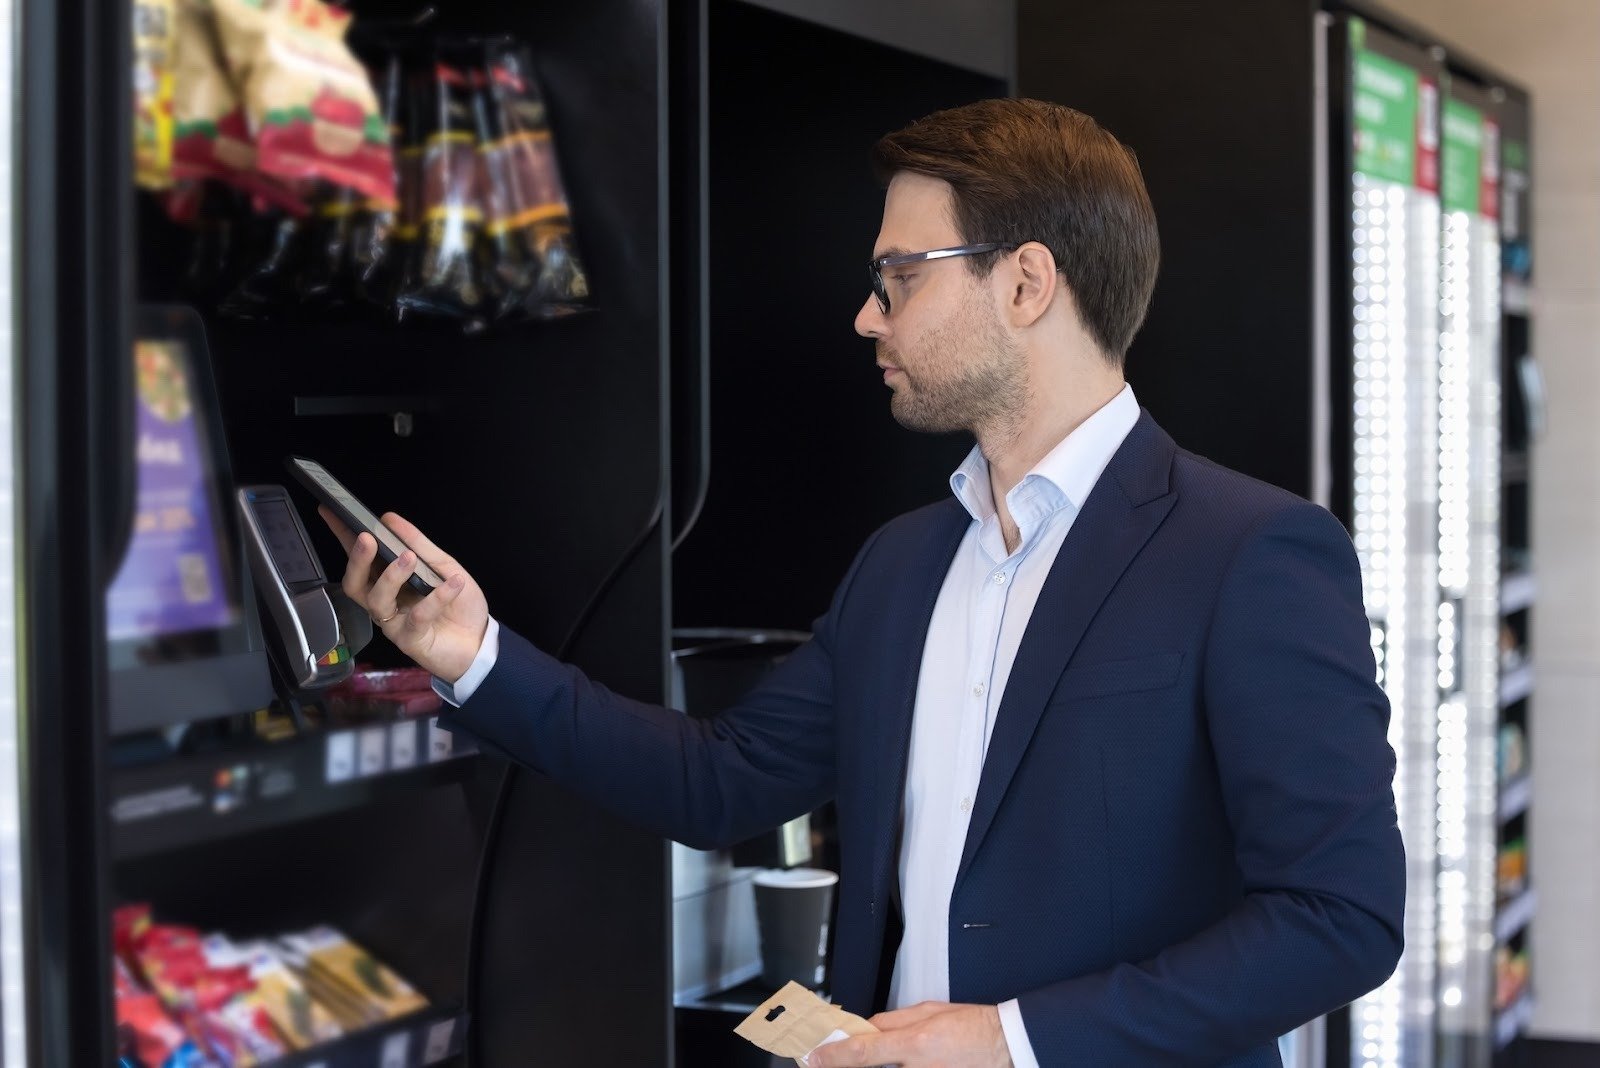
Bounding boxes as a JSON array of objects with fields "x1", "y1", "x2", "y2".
[{"x1": 320, "y1": 507, "x2": 490, "y2": 685}]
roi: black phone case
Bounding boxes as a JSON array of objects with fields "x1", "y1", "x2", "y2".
[{"x1": 285, "y1": 456, "x2": 438, "y2": 596}]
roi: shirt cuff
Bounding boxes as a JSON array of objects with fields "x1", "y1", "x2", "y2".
[
  {"x1": 998, "y1": 999, "x2": 1041, "y2": 1068},
  {"x1": 431, "y1": 617, "x2": 501, "y2": 707}
]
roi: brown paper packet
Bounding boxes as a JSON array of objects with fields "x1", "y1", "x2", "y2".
[{"x1": 734, "y1": 981, "x2": 878, "y2": 1064}]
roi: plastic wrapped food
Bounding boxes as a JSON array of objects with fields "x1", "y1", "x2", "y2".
[
  {"x1": 345, "y1": 50, "x2": 405, "y2": 307},
  {"x1": 115, "y1": 989, "x2": 211, "y2": 1068},
  {"x1": 134, "y1": 0, "x2": 179, "y2": 189},
  {"x1": 219, "y1": 208, "x2": 315, "y2": 319},
  {"x1": 209, "y1": 0, "x2": 395, "y2": 203},
  {"x1": 297, "y1": 181, "x2": 363, "y2": 309},
  {"x1": 482, "y1": 38, "x2": 590, "y2": 318},
  {"x1": 169, "y1": 0, "x2": 303, "y2": 214},
  {"x1": 395, "y1": 48, "x2": 489, "y2": 323}
]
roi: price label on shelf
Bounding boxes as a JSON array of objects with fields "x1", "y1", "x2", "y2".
[
  {"x1": 380, "y1": 1030, "x2": 411, "y2": 1068},
  {"x1": 423, "y1": 1018, "x2": 456, "y2": 1062},
  {"x1": 325, "y1": 732, "x2": 356, "y2": 784},
  {"x1": 390, "y1": 721, "x2": 418, "y2": 770},
  {"x1": 358, "y1": 726, "x2": 388, "y2": 778},
  {"x1": 427, "y1": 717, "x2": 453, "y2": 763}
]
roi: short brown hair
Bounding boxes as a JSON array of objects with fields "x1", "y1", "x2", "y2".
[{"x1": 871, "y1": 98, "x2": 1160, "y2": 363}]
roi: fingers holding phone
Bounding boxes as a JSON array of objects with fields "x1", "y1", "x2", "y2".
[{"x1": 317, "y1": 506, "x2": 490, "y2": 686}]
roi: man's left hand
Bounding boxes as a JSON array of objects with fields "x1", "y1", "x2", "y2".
[{"x1": 803, "y1": 1002, "x2": 1013, "y2": 1068}]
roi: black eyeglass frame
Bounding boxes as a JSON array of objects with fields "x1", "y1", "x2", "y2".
[{"x1": 867, "y1": 242, "x2": 1014, "y2": 315}]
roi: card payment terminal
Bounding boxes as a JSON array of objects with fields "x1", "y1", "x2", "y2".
[{"x1": 236, "y1": 485, "x2": 367, "y2": 690}]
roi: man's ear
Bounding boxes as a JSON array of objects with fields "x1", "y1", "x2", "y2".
[{"x1": 1005, "y1": 241, "x2": 1061, "y2": 328}]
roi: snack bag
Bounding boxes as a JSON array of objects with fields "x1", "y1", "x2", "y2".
[
  {"x1": 169, "y1": 0, "x2": 303, "y2": 213},
  {"x1": 734, "y1": 982, "x2": 878, "y2": 1066},
  {"x1": 482, "y1": 39, "x2": 590, "y2": 318},
  {"x1": 134, "y1": 0, "x2": 179, "y2": 189},
  {"x1": 277, "y1": 927, "x2": 428, "y2": 1022},
  {"x1": 297, "y1": 181, "x2": 363, "y2": 308},
  {"x1": 115, "y1": 989, "x2": 211, "y2": 1068},
  {"x1": 234, "y1": 943, "x2": 343, "y2": 1050},
  {"x1": 271, "y1": 937, "x2": 383, "y2": 1030},
  {"x1": 383, "y1": 63, "x2": 429, "y2": 318},
  {"x1": 396, "y1": 48, "x2": 488, "y2": 323},
  {"x1": 200, "y1": 995, "x2": 288, "y2": 1066},
  {"x1": 210, "y1": 0, "x2": 395, "y2": 204},
  {"x1": 114, "y1": 903, "x2": 155, "y2": 963},
  {"x1": 348, "y1": 49, "x2": 404, "y2": 307},
  {"x1": 219, "y1": 204, "x2": 320, "y2": 319}
]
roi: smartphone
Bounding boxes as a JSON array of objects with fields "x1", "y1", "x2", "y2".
[{"x1": 286, "y1": 456, "x2": 443, "y2": 596}]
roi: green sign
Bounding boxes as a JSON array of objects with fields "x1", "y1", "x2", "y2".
[
  {"x1": 1352, "y1": 46, "x2": 1418, "y2": 186},
  {"x1": 1442, "y1": 99, "x2": 1483, "y2": 215}
]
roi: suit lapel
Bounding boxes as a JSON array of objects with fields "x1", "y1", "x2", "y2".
[
  {"x1": 954, "y1": 411, "x2": 1179, "y2": 889},
  {"x1": 868, "y1": 500, "x2": 970, "y2": 896}
]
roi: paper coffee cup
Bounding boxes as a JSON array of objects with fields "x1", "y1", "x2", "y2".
[{"x1": 752, "y1": 868, "x2": 838, "y2": 991}]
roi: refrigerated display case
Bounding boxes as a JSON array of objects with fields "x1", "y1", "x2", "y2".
[
  {"x1": 1434, "y1": 71, "x2": 1506, "y2": 1066},
  {"x1": 1335, "y1": 22, "x2": 1446, "y2": 1067}
]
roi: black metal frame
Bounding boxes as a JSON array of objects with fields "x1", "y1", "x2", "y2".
[{"x1": 20, "y1": 0, "x2": 132, "y2": 1058}]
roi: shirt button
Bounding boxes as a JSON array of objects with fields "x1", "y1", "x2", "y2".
[
  {"x1": 992, "y1": 571, "x2": 1007, "y2": 586},
  {"x1": 961, "y1": 797, "x2": 973, "y2": 812},
  {"x1": 972, "y1": 683, "x2": 985, "y2": 698}
]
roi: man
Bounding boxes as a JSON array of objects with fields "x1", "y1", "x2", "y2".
[{"x1": 325, "y1": 99, "x2": 1404, "y2": 1066}]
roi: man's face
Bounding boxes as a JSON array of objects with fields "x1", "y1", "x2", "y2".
[{"x1": 855, "y1": 173, "x2": 1026, "y2": 436}]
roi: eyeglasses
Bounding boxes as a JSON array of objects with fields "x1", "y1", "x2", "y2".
[{"x1": 868, "y1": 242, "x2": 1014, "y2": 315}]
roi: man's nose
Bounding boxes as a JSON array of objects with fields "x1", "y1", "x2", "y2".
[{"x1": 855, "y1": 293, "x2": 887, "y2": 339}]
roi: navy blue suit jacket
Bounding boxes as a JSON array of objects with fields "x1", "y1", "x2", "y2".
[{"x1": 444, "y1": 411, "x2": 1405, "y2": 1066}]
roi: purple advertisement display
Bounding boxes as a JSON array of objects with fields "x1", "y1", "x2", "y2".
[{"x1": 105, "y1": 341, "x2": 237, "y2": 641}]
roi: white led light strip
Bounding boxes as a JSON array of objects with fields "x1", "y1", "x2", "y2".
[
  {"x1": 1435, "y1": 200, "x2": 1503, "y2": 1041},
  {"x1": 0, "y1": 0, "x2": 22, "y2": 1059},
  {"x1": 1349, "y1": 172, "x2": 1442, "y2": 1068}
]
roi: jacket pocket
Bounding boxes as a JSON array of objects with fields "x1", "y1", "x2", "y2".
[{"x1": 1053, "y1": 652, "x2": 1184, "y2": 700}]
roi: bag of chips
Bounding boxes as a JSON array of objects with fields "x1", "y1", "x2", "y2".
[
  {"x1": 209, "y1": 0, "x2": 395, "y2": 204},
  {"x1": 169, "y1": 0, "x2": 303, "y2": 214}
]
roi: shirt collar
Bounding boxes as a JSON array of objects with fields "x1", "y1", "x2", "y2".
[{"x1": 949, "y1": 384, "x2": 1141, "y2": 546}]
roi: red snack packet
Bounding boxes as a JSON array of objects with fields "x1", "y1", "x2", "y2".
[
  {"x1": 338, "y1": 666, "x2": 435, "y2": 696},
  {"x1": 115, "y1": 991, "x2": 206, "y2": 1068}
]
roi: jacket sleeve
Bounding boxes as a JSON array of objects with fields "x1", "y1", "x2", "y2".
[
  {"x1": 437, "y1": 526, "x2": 886, "y2": 850},
  {"x1": 1015, "y1": 500, "x2": 1407, "y2": 1064}
]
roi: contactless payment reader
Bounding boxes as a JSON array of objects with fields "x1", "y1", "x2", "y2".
[{"x1": 237, "y1": 485, "x2": 368, "y2": 690}]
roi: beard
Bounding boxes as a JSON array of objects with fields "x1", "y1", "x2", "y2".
[{"x1": 880, "y1": 296, "x2": 1028, "y2": 436}]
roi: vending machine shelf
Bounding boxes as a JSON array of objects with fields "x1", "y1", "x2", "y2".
[
  {"x1": 109, "y1": 719, "x2": 477, "y2": 861},
  {"x1": 272, "y1": 1004, "x2": 465, "y2": 1068}
]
